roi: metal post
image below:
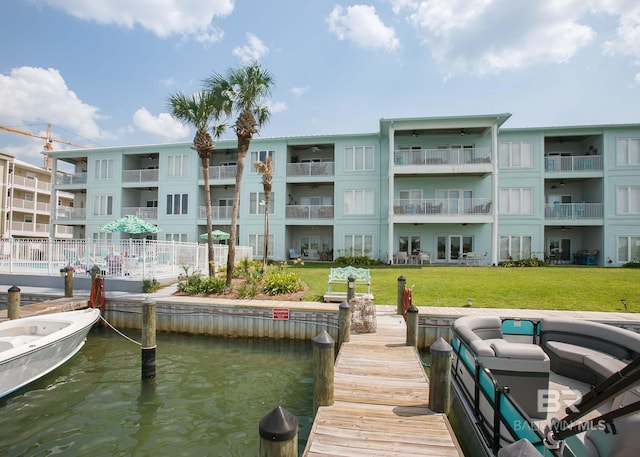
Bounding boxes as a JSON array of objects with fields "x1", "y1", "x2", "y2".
[
  {"x1": 406, "y1": 305, "x2": 419, "y2": 347},
  {"x1": 347, "y1": 274, "x2": 356, "y2": 301},
  {"x1": 259, "y1": 406, "x2": 298, "y2": 457},
  {"x1": 338, "y1": 301, "x2": 351, "y2": 349},
  {"x1": 141, "y1": 297, "x2": 157, "y2": 379},
  {"x1": 7, "y1": 285, "x2": 20, "y2": 320},
  {"x1": 396, "y1": 275, "x2": 406, "y2": 315},
  {"x1": 429, "y1": 337, "x2": 452, "y2": 414},
  {"x1": 312, "y1": 330, "x2": 335, "y2": 412}
]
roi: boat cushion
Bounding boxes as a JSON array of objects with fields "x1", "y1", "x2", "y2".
[
  {"x1": 585, "y1": 414, "x2": 640, "y2": 457},
  {"x1": 491, "y1": 341, "x2": 548, "y2": 360},
  {"x1": 583, "y1": 354, "x2": 629, "y2": 379},
  {"x1": 544, "y1": 341, "x2": 609, "y2": 364}
]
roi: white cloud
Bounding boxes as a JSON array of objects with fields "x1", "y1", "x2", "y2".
[
  {"x1": 232, "y1": 33, "x2": 269, "y2": 63},
  {"x1": 267, "y1": 101, "x2": 287, "y2": 114},
  {"x1": 290, "y1": 86, "x2": 309, "y2": 97},
  {"x1": 132, "y1": 107, "x2": 191, "y2": 139},
  {"x1": 327, "y1": 5, "x2": 400, "y2": 51},
  {"x1": 0, "y1": 66, "x2": 107, "y2": 140},
  {"x1": 38, "y1": 0, "x2": 234, "y2": 41}
]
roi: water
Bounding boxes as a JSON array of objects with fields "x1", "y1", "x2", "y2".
[{"x1": 0, "y1": 327, "x2": 314, "y2": 456}]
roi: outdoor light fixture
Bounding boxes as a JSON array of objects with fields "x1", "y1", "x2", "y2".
[
  {"x1": 621, "y1": 299, "x2": 628, "y2": 310},
  {"x1": 460, "y1": 129, "x2": 466, "y2": 136},
  {"x1": 467, "y1": 298, "x2": 473, "y2": 307}
]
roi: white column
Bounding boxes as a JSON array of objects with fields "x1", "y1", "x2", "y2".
[
  {"x1": 491, "y1": 123, "x2": 499, "y2": 265},
  {"x1": 388, "y1": 124, "x2": 395, "y2": 264}
]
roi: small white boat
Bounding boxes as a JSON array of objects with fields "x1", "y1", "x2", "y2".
[{"x1": 0, "y1": 308, "x2": 101, "y2": 398}]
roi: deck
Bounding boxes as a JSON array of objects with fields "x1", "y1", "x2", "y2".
[{"x1": 303, "y1": 311, "x2": 463, "y2": 457}]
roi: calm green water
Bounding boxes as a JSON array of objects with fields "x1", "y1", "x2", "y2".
[{"x1": 0, "y1": 327, "x2": 314, "y2": 456}]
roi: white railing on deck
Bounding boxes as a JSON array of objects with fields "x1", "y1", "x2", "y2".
[
  {"x1": 545, "y1": 155, "x2": 603, "y2": 172},
  {"x1": 544, "y1": 202, "x2": 603, "y2": 220},
  {"x1": 394, "y1": 148, "x2": 491, "y2": 166},
  {"x1": 286, "y1": 162, "x2": 335, "y2": 177},
  {"x1": 393, "y1": 198, "x2": 492, "y2": 216}
]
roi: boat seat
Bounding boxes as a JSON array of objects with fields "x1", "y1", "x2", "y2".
[
  {"x1": 584, "y1": 414, "x2": 640, "y2": 457},
  {"x1": 0, "y1": 341, "x2": 14, "y2": 351}
]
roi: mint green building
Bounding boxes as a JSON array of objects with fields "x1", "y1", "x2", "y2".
[{"x1": 47, "y1": 113, "x2": 640, "y2": 266}]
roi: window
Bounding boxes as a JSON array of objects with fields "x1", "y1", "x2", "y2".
[
  {"x1": 617, "y1": 186, "x2": 640, "y2": 214},
  {"x1": 344, "y1": 189, "x2": 374, "y2": 215},
  {"x1": 92, "y1": 232, "x2": 112, "y2": 241},
  {"x1": 94, "y1": 195, "x2": 113, "y2": 216},
  {"x1": 251, "y1": 150, "x2": 274, "y2": 171},
  {"x1": 250, "y1": 192, "x2": 275, "y2": 214},
  {"x1": 617, "y1": 236, "x2": 640, "y2": 263},
  {"x1": 499, "y1": 235, "x2": 532, "y2": 261},
  {"x1": 24, "y1": 215, "x2": 33, "y2": 223},
  {"x1": 499, "y1": 141, "x2": 533, "y2": 168},
  {"x1": 344, "y1": 234, "x2": 373, "y2": 257},
  {"x1": 249, "y1": 234, "x2": 274, "y2": 257},
  {"x1": 166, "y1": 193, "x2": 188, "y2": 215},
  {"x1": 95, "y1": 159, "x2": 114, "y2": 179},
  {"x1": 165, "y1": 233, "x2": 187, "y2": 242},
  {"x1": 345, "y1": 146, "x2": 374, "y2": 171},
  {"x1": 168, "y1": 154, "x2": 190, "y2": 177},
  {"x1": 26, "y1": 172, "x2": 36, "y2": 180},
  {"x1": 499, "y1": 188, "x2": 533, "y2": 214},
  {"x1": 616, "y1": 138, "x2": 640, "y2": 166},
  {"x1": 399, "y1": 236, "x2": 421, "y2": 256}
]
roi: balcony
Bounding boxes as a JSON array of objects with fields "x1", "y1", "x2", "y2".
[
  {"x1": 10, "y1": 175, "x2": 51, "y2": 192},
  {"x1": 394, "y1": 148, "x2": 491, "y2": 175},
  {"x1": 56, "y1": 172, "x2": 87, "y2": 185},
  {"x1": 56, "y1": 207, "x2": 86, "y2": 220},
  {"x1": 393, "y1": 198, "x2": 492, "y2": 218},
  {"x1": 544, "y1": 202, "x2": 603, "y2": 221},
  {"x1": 122, "y1": 168, "x2": 159, "y2": 183},
  {"x1": 545, "y1": 155, "x2": 603, "y2": 173},
  {"x1": 122, "y1": 207, "x2": 158, "y2": 219},
  {"x1": 202, "y1": 165, "x2": 237, "y2": 181},
  {"x1": 10, "y1": 221, "x2": 49, "y2": 236},
  {"x1": 287, "y1": 162, "x2": 335, "y2": 177},
  {"x1": 199, "y1": 205, "x2": 233, "y2": 220},
  {"x1": 286, "y1": 205, "x2": 334, "y2": 220}
]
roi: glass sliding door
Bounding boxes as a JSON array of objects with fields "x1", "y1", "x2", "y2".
[{"x1": 437, "y1": 235, "x2": 473, "y2": 262}]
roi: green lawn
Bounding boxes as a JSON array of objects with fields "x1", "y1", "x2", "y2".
[{"x1": 287, "y1": 263, "x2": 640, "y2": 313}]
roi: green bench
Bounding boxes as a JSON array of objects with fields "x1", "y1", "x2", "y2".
[{"x1": 327, "y1": 266, "x2": 371, "y2": 296}]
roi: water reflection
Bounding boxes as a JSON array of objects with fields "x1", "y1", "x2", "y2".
[{"x1": 0, "y1": 327, "x2": 314, "y2": 456}]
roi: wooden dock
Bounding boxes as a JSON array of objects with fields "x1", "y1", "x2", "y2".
[{"x1": 303, "y1": 312, "x2": 463, "y2": 457}]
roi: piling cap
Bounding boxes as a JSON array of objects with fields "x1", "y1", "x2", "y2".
[
  {"x1": 407, "y1": 305, "x2": 418, "y2": 313},
  {"x1": 259, "y1": 406, "x2": 298, "y2": 441},
  {"x1": 430, "y1": 337, "x2": 453, "y2": 355},
  {"x1": 312, "y1": 330, "x2": 335, "y2": 348},
  {"x1": 8, "y1": 285, "x2": 20, "y2": 292},
  {"x1": 339, "y1": 301, "x2": 350, "y2": 311},
  {"x1": 142, "y1": 297, "x2": 156, "y2": 306}
]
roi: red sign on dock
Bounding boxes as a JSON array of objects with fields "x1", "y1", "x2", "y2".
[{"x1": 272, "y1": 308, "x2": 289, "y2": 320}]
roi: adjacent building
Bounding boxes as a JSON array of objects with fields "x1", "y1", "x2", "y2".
[{"x1": 46, "y1": 113, "x2": 640, "y2": 266}]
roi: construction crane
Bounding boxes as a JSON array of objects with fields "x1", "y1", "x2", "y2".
[{"x1": 0, "y1": 123, "x2": 91, "y2": 169}]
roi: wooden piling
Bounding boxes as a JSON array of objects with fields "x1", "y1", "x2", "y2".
[
  {"x1": 406, "y1": 304, "x2": 419, "y2": 347},
  {"x1": 429, "y1": 336, "x2": 452, "y2": 414},
  {"x1": 63, "y1": 265, "x2": 74, "y2": 298},
  {"x1": 396, "y1": 275, "x2": 406, "y2": 315},
  {"x1": 338, "y1": 301, "x2": 351, "y2": 349},
  {"x1": 346, "y1": 274, "x2": 356, "y2": 302},
  {"x1": 141, "y1": 297, "x2": 157, "y2": 379},
  {"x1": 259, "y1": 406, "x2": 298, "y2": 457},
  {"x1": 7, "y1": 285, "x2": 20, "y2": 320},
  {"x1": 312, "y1": 330, "x2": 335, "y2": 412}
]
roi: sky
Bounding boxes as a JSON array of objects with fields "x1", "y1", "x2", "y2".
[{"x1": 1, "y1": 0, "x2": 640, "y2": 167}]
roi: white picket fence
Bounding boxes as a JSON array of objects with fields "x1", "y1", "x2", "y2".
[{"x1": 0, "y1": 239, "x2": 252, "y2": 280}]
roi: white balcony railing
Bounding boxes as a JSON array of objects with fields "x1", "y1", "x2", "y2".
[
  {"x1": 286, "y1": 162, "x2": 335, "y2": 177},
  {"x1": 122, "y1": 168, "x2": 159, "y2": 183},
  {"x1": 544, "y1": 202, "x2": 603, "y2": 220},
  {"x1": 56, "y1": 207, "x2": 86, "y2": 219},
  {"x1": 122, "y1": 207, "x2": 158, "y2": 219},
  {"x1": 201, "y1": 165, "x2": 238, "y2": 180},
  {"x1": 56, "y1": 172, "x2": 87, "y2": 185},
  {"x1": 286, "y1": 204, "x2": 334, "y2": 219},
  {"x1": 393, "y1": 198, "x2": 492, "y2": 216},
  {"x1": 545, "y1": 155, "x2": 603, "y2": 172},
  {"x1": 394, "y1": 148, "x2": 491, "y2": 167},
  {"x1": 10, "y1": 221, "x2": 49, "y2": 234},
  {"x1": 199, "y1": 205, "x2": 234, "y2": 220},
  {"x1": 10, "y1": 198, "x2": 35, "y2": 211}
]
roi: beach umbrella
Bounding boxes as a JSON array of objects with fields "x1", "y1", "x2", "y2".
[
  {"x1": 199, "y1": 229, "x2": 230, "y2": 242},
  {"x1": 100, "y1": 215, "x2": 161, "y2": 234}
]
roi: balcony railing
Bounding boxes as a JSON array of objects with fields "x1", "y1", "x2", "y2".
[
  {"x1": 10, "y1": 221, "x2": 49, "y2": 234},
  {"x1": 545, "y1": 155, "x2": 603, "y2": 172},
  {"x1": 287, "y1": 162, "x2": 335, "y2": 177},
  {"x1": 544, "y1": 202, "x2": 603, "y2": 220},
  {"x1": 11, "y1": 175, "x2": 51, "y2": 192},
  {"x1": 199, "y1": 205, "x2": 234, "y2": 220},
  {"x1": 394, "y1": 148, "x2": 491, "y2": 167},
  {"x1": 393, "y1": 198, "x2": 492, "y2": 216},
  {"x1": 56, "y1": 207, "x2": 86, "y2": 219},
  {"x1": 10, "y1": 198, "x2": 35, "y2": 211},
  {"x1": 122, "y1": 168, "x2": 159, "y2": 183},
  {"x1": 201, "y1": 165, "x2": 238, "y2": 180},
  {"x1": 122, "y1": 207, "x2": 158, "y2": 219},
  {"x1": 286, "y1": 205, "x2": 334, "y2": 219},
  {"x1": 56, "y1": 172, "x2": 87, "y2": 185}
]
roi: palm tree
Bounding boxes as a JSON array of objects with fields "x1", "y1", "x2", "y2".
[
  {"x1": 167, "y1": 90, "x2": 225, "y2": 277},
  {"x1": 205, "y1": 63, "x2": 274, "y2": 286},
  {"x1": 254, "y1": 156, "x2": 272, "y2": 272}
]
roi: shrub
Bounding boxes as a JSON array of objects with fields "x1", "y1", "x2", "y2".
[
  {"x1": 176, "y1": 272, "x2": 225, "y2": 294},
  {"x1": 262, "y1": 271, "x2": 303, "y2": 295},
  {"x1": 237, "y1": 282, "x2": 259, "y2": 298},
  {"x1": 142, "y1": 278, "x2": 160, "y2": 293},
  {"x1": 498, "y1": 257, "x2": 546, "y2": 267},
  {"x1": 622, "y1": 261, "x2": 640, "y2": 268}
]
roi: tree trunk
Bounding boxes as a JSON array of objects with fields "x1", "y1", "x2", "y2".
[
  {"x1": 226, "y1": 136, "x2": 250, "y2": 286},
  {"x1": 262, "y1": 190, "x2": 270, "y2": 272},
  {"x1": 202, "y1": 155, "x2": 215, "y2": 277}
]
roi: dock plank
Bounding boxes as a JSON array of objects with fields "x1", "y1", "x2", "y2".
[{"x1": 303, "y1": 312, "x2": 463, "y2": 457}]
